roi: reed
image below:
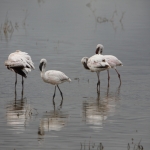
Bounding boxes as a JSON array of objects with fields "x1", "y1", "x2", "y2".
[{"x1": 80, "y1": 139, "x2": 144, "y2": 150}]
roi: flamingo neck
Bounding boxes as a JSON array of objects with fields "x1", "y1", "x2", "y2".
[
  {"x1": 95, "y1": 47, "x2": 103, "y2": 54},
  {"x1": 41, "y1": 64, "x2": 46, "y2": 77}
]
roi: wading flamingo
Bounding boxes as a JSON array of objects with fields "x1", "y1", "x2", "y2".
[
  {"x1": 5, "y1": 50, "x2": 35, "y2": 95},
  {"x1": 39, "y1": 58, "x2": 71, "y2": 106},
  {"x1": 95, "y1": 44, "x2": 123, "y2": 86}
]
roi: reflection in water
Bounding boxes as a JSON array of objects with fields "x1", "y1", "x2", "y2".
[
  {"x1": 38, "y1": 105, "x2": 69, "y2": 140},
  {"x1": 0, "y1": 12, "x2": 14, "y2": 42},
  {"x1": 82, "y1": 86, "x2": 120, "y2": 131},
  {"x1": 0, "y1": 10, "x2": 28, "y2": 41},
  {"x1": 6, "y1": 97, "x2": 31, "y2": 133},
  {"x1": 86, "y1": 1, "x2": 125, "y2": 31}
]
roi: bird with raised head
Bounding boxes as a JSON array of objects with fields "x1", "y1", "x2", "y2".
[
  {"x1": 39, "y1": 58, "x2": 71, "y2": 106},
  {"x1": 95, "y1": 44, "x2": 123, "y2": 86}
]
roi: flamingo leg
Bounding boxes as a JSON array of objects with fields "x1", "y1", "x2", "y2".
[
  {"x1": 21, "y1": 76, "x2": 24, "y2": 97},
  {"x1": 96, "y1": 72, "x2": 100, "y2": 93},
  {"x1": 59, "y1": 100, "x2": 63, "y2": 108},
  {"x1": 52, "y1": 86, "x2": 56, "y2": 106},
  {"x1": 15, "y1": 73, "x2": 17, "y2": 88},
  {"x1": 107, "y1": 70, "x2": 110, "y2": 87},
  {"x1": 96, "y1": 92, "x2": 100, "y2": 101},
  {"x1": 15, "y1": 73, "x2": 17, "y2": 98},
  {"x1": 106, "y1": 84, "x2": 109, "y2": 97},
  {"x1": 57, "y1": 85, "x2": 63, "y2": 100},
  {"x1": 115, "y1": 69, "x2": 121, "y2": 85}
]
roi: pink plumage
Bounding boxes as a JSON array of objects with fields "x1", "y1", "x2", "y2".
[{"x1": 103, "y1": 55, "x2": 123, "y2": 68}]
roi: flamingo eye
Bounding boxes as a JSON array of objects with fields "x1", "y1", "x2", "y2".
[{"x1": 102, "y1": 59, "x2": 105, "y2": 62}]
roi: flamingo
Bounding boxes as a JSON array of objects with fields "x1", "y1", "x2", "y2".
[
  {"x1": 5, "y1": 50, "x2": 35, "y2": 95},
  {"x1": 81, "y1": 54, "x2": 110, "y2": 92},
  {"x1": 96, "y1": 44, "x2": 123, "y2": 86},
  {"x1": 39, "y1": 58, "x2": 71, "y2": 106}
]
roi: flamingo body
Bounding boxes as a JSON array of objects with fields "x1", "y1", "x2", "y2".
[
  {"x1": 41, "y1": 70, "x2": 71, "y2": 85},
  {"x1": 5, "y1": 50, "x2": 35, "y2": 78}
]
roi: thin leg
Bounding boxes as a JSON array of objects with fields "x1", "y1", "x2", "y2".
[
  {"x1": 53, "y1": 103, "x2": 56, "y2": 112},
  {"x1": 96, "y1": 72, "x2": 100, "y2": 93},
  {"x1": 57, "y1": 85, "x2": 63, "y2": 100},
  {"x1": 115, "y1": 69, "x2": 121, "y2": 85},
  {"x1": 15, "y1": 73, "x2": 17, "y2": 88},
  {"x1": 15, "y1": 92, "x2": 17, "y2": 101},
  {"x1": 106, "y1": 84, "x2": 109, "y2": 98},
  {"x1": 57, "y1": 85, "x2": 63, "y2": 108},
  {"x1": 53, "y1": 86, "x2": 56, "y2": 106},
  {"x1": 15, "y1": 73, "x2": 17, "y2": 99},
  {"x1": 59, "y1": 100, "x2": 63, "y2": 108},
  {"x1": 97, "y1": 81, "x2": 100, "y2": 93},
  {"x1": 96, "y1": 92, "x2": 100, "y2": 101},
  {"x1": 21, "y1": 76, "x2": 24, "y2": 97},
  {"x1": 107, "y1": 70, "x2": 110, "y2": 87}
]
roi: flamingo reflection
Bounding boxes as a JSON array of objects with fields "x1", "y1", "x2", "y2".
[
  {"x1": 82, "y1": 86, "x2": 120, "y2": 130},
  {"x1": 6, "y1": 97, "x2": 31, "y2": 133},
  {"x1": 38, "y1": 104, "x2": 69, "y2": 138}
]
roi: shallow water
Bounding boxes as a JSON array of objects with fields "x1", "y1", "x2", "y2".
[{"x1": 0, "y1": 0, "x2": 150, "y2": 149}]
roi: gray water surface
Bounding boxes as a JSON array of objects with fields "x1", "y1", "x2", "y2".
[{"x1": 0, "y1": 0, "x2": 150, "y2": 149}]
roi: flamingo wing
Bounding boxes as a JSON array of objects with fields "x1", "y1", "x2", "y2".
[{"x1": 104, "y1": 55, "x2": 123, "y2": 68}]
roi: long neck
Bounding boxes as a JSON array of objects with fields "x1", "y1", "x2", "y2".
[
  {"x1": 95, "y1": 47, "x2": 102, "y2": 54},
  {"x1": 41, "y1": 63, "x2": 46, "y2": 77}
]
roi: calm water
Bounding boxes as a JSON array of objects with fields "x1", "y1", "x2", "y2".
[{"x1": 0, "y1": 0, "x2": 150, "y2": 149}]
